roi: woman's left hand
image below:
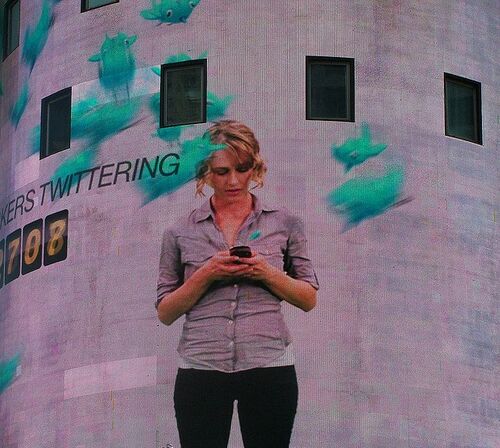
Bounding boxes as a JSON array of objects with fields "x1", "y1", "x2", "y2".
[{"x1": 237, "y1": 252, "x2": 279, "y2": 282}]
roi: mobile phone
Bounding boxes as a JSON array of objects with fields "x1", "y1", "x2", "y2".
[{"x1": 229, "y1": 245, "x2": 252, "y2": 258}]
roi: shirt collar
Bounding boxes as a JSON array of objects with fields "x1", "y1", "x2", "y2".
[{"x1": 193, "y1": 193, "x2": 278, "y2": 223}]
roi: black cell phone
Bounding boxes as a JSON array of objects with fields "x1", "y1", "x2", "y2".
[{"x1": 229, "y1": 245, "x2": 252, "y2": 258}]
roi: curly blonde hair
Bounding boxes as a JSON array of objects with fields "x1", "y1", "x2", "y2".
[{"x1": 195, "y1": 120, "x2": 267, "y2": 196}]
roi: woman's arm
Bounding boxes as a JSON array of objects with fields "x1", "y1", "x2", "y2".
[
  {"x1": 157, "y1": 265, "x2": 213, "y2": 326},
  {"x1": 157, "y1": 251, "x2": 253, "y2": 326},
  {"x1": 237, "y1": 257, "x2": 317, "y2": 311}
]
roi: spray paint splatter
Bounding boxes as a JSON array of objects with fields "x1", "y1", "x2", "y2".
[
  {"x1": 88, "y1": 33, "x2": 137, "y2": 96},
  {"x1": 332, "y1": 123, "x2": 387, "y2": 172},
  {"x1": 10, "y1": 81, "x2": 29, "y2": 129},
  {"x1": 0, "y1": 354, "x2": 20, "y2": 394},
  {"x1": 249, "y1": 230, "x2": 261, "y2": 241},
  {"x1": 207, "y1": 92, "x2": 234, "y2": 121},
  {"x1": 327, "y1": 165, "x2": 405, "y2": 230},
  {"x1": 22, "y1": 0, "x2": 54, "y2": 73},
  {"x1": 140, "y1": 0, "x2": 201, "y2": 25},
  {"x1": 138, "y1": 134, "x2": 224, "y2": 204}
]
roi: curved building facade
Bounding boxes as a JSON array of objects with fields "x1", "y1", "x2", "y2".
[{"x1": 0, "y1": 1, "x2": 498, "y2": 446}]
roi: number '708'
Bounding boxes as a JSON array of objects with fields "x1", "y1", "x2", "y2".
[{"x1": 0, "y1": 210, "x2": 68, "y2": 288}]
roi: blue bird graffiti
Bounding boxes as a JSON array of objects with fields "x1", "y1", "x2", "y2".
[
  {"x1": 88, "y1": 33, "x2": 137, "y2": 97},
  {"x1": 140, "y1": 0, "x2": 201, "y2": 25},
  {"x1": 138, "y1": 134, "x2": 224, "y2": 204},
  {"x1": 10, "y1": 82, "x2": 29, "y2": 129},
  {"x1": 71, "y1": 97, "x2": 143, "y2": 145},
  {"x1": 332, "y1": 123, "x2": 387, "y2": 172},
  {"x1": 0, "y1": 354, "x2": 20, "y2": 394},
  {"x1": 327, "y1": 165, "x2": 407, "y2": 230},
  {"x1": 22, "y1": 0, "x2": 54, "y2": 73}
]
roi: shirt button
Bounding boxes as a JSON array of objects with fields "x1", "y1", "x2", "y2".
[
  {"x1": 233, "y1": 284, "x2": 238, "y2": 288},
  {"x1": 231, "y1": 302, "x2": 236, "y2": 308},
  {"x1": 229, "y1": 341, "x2": 234, "y2": 347},
  {"x1": 228, "y1": 320, "x2": 233, "y2": 325}
]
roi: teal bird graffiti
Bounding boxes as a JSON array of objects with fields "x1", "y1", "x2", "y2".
[
  {"x1": 29, "y1": 124, "x2": 41, "y2": 156},
  {"x1": 332, "y1": 123, "x2": 387, "y2": 172},
  {"x1": 88, "y1": 33, "x2": 137, "y2": 95},
  {"x1": 140, "y1": 0, "x2": 201, "y2": 24},
  {"x1": 10, "y1": 82, "x2": 29, "y2": 129},
  {"x1": 71, "y1": 97, "x2": 142, "y2": 144},
  {"x1": 22, "y1": 0, "x2": 54, "y2": 73},
  {"x1": 207, "y1": 92, "x2": 234, "y2": 121},
  {"x1": 139, "y1": 134, "x2": 224, "y2": 204},
  {"x1": 327, "y1": 166, "x2": 406, "y2": 230},
  {"x1": 0, "y1": 354, "x2": 20, "y2": 394},
  {"x1": 51, "y1": 145, "x2": 98, "y2": 188}
]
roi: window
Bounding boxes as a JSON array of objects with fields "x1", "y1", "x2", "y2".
[
  {"x1": 3, "y1": 0, "x2": 20, "y2": 59},
  {"x1": 306, "y1": 56, "x2": 355, "y2": 122},
  {"x1": 81, "y1": 0, "x2": 119, "y2": 12},
  {"x1": 40, "y1": 88, "x2": 72, "y2": 159},
  {"x1": 444, "y1": 73, "x2": 482, "y2": 145},
  {"x1": 160, "y1": 59, "x2": 207, "y2": 127}
]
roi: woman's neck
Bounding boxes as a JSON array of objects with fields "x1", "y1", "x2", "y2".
[{"x1": 211, "y1": 193, "x2": 254, "y2": 219}]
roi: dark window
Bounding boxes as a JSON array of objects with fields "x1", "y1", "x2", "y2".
[
  {"x1": 40, "y1": 88, "x2": 72, "y2": 159},
  {"x1": 81, "y1": 0, "x2": 119, "y2": 12},
  {"x1": 160, "y1": 59, "x2": 207, "y2": 127},
  {"x1": 444, "y1": 73, "x2": 482, "y2": 145},
  {"x1": 3, "y1": 0, "x2": 20, "y2": 59},
  {"x1": 306, "y1": 56, "x2": 355, "y2": 122}
]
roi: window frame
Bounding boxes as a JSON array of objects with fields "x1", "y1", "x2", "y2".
[
  {"x1": 160, "y1": 58, "x2": 207, "y2": 128},
  {"x1": 3, "y1": 0, "x2": 21, "y2": 60},
  {"x1": 306, "y1": 56, "x2": 355, "y2": 122},
  {"x1": 40, "y1": 87, "x2": 72, "y2": 160},
  {"x1": 444, "y1": 73, "x2": 482, "y2": 145},
  {"x1": 81, "y1": 0, "x2": 119, "y2": 13}
]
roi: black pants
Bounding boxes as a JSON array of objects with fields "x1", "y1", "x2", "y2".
[{"x1": 174, "y1": 365, "x2": 298, "y2": 448}]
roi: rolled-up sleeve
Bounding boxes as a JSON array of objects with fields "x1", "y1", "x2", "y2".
[
  {"x1": 285, "y1": 216, "x2": 319, "y2": 290},
  {"x1": 156, "y1": 227, "x2": 183, "y2": 309}
]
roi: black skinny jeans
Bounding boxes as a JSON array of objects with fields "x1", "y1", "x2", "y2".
[{"x1": 174, "y1": 365, "x2": 298, "y2": 448}]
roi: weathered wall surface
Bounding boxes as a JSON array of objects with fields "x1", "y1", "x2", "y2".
[{"x1": 0, "y1": 1, "x2": 498, "y2": 447}]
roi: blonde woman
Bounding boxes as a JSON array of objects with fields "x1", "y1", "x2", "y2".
[{"x1": 156, "y1": 120, "x2": 318, "y2": 448}]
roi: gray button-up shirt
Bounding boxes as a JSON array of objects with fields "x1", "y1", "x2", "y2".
[{"x1": 157, "y1": 194, "x2": 319, "y2": 372}]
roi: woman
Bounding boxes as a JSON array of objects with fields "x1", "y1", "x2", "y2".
[{"x1": 156, "y1": 120, "x2": 318, "y2": 448}]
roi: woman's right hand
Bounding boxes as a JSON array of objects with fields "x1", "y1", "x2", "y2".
[{"x1": 199, "y1": 250, "x2": 253, "y2": 282}]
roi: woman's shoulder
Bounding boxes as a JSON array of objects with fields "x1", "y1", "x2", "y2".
[{"x1": 161, "y1": 204, "x2": 208, "y2": 238}]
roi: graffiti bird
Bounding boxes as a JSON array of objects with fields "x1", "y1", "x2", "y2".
[
  {"x1": 71, "y1": 97, "x2": 142, "y2": 144},
  {"x1": 88, "y1": 33, "x2": 137, "y2": 97},
  {"x1": 332, "y1": 123, "x2": 387, "y2": 172},
  {"x1": 139, "y1": 134, "x2": 224, "y2": 204},
  {"x1": 327, "y1": 165, "x2": 406, "y2": 230},
  {"x1": 10, "y1": 81, "x2": 29, "y2": 129},
  {"x1": 0, "y1": 355, "x2": 20, "y2": 394},
  {"x1": 22, "y1": 0, "x2": 54, "y2": 73},
  {"x1": 140, "y1": 0, "x2": 201, "y2": 25}
]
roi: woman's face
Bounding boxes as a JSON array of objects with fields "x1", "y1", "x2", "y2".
[{"x1": 208, "y1": 148, "x2": 254, "y2": 202}]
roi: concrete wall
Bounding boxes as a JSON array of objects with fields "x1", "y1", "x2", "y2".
[{"x1": 0, "y1": 1, "x2": 498, "y2": 446}]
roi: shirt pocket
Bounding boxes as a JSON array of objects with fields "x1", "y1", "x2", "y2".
[
  {"x1": 251, "y1": 242, "x2": 285, "y2": 270},
  {"x1": 177, "y1": 236, "x2": 213, "y2": 273}
]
